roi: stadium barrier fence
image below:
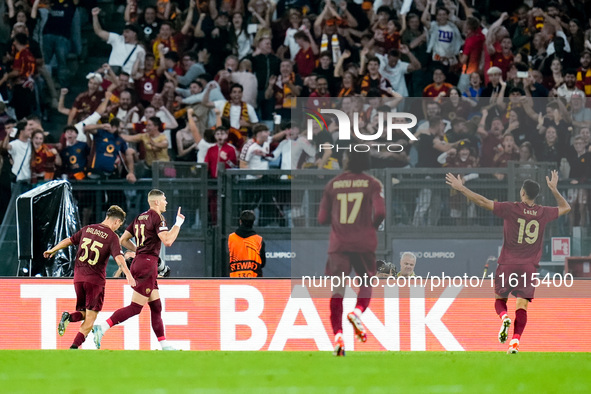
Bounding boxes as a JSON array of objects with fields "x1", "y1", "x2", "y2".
[{"x1": 1, "y1": 162, "x2": 589, "y2": 277}]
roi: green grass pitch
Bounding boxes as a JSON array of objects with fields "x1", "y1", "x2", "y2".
[{"x1": 1, "y1": 351, "x2": 590, "y2": 393}]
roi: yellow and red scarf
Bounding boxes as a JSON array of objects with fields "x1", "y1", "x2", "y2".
[{"x1": 223, "y1": 101, "x2": 249, "y2": 148}]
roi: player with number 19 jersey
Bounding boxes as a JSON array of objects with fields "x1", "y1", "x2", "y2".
[{"x1": 493, "y1": 201, "x2": 559, "y2": 267}]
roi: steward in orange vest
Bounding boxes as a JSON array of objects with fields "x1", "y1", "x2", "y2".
[{"x1": 228, "y1": 210, "x2": 266, "y2": 277}]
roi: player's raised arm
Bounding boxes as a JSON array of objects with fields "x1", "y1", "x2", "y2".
[
  {"x1": 43, "y1": 238, "x2": 73, "y2": 259},
  {"x1": 446, "y1": 173, "x2": 494, "y2": 211},
  {"x1": 120, "y1": 230, "x2": 137, "y2": 252},
  {"x1": 158, "y1": 207, "x2": 185, "y2": 247},
  {"x1": 546, "y1": 170, "x2": 571, "y2": 216},
  {"x1": 114, "y1": 254, "x2": 136, "y2": 287}
]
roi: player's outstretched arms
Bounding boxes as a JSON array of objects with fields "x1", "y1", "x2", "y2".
[
  {"x1": 546, "y1": 170, "x2": 571, "y2": 216},
  {"x1": 43, "y1": 238, "x2": 73, "y2": 258},
  {"x1": 114, "y1": 255, "x2": 136, "y2": 287},
  {"x1": 120, "y1": 231, "x2": 137, "y2": 252},
  {"x1": 158, "y1": 207, "x2": 185, "y2": 247},
  {"x1": 446, "y1": 173, "x2": 494, "y2": 211}
]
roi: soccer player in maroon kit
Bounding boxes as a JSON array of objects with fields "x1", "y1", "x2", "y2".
[
  {"x1": 93, "y1": 189, "x2": 185, "y2": 350},
  {"x1": 318, "y1": 151, "x2": 386, "y2": 356},
  {"x1": 446, "y1": 170, "x2": 570, "y2": 353},
  {"x1": 43, "y1": 206, "x2": 135, "y2": 349}
]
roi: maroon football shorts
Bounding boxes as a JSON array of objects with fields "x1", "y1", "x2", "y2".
[
  {"x1": 494, "y1": 263, "x2": 538, "y2": 301},
  {"x1": 74, "y1": 281, "x2": 105, "y2": 312},
  {"x1": 130, "y1": 254, "x2": 159, "y2": 298},
  {"x1": 325, "y1": 252, "x2": 377, "y2": 278}
]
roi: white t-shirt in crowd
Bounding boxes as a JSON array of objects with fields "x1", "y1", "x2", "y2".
[
  {"x1": 284, "y1": 27, "x2": 301, "y2": 61},
  {"x1": 107, "y1": 33, "x2": 146, "y2": 75},
  {"x1": 376, "y1": 53, "x2": 410, "y2": 97},
  {"x1": 244, "y1": 138, "x2": 270, "y2": 179},
  {"x1": 9, "y1": 139, "x2": 31, "y2": 182},
  {"x1": 213, "y1": 100, "x2": 258, "y2": 130},
  {"x1": 197, "y1": 139, "x2": 215, "y2": 163}
]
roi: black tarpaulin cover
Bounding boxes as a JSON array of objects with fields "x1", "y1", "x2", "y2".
[{"x1": 17, "y1": 180, "x2": 80, "y2": 276}]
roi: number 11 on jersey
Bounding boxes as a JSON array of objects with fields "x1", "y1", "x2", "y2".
[{"x1": 134, "y1": 224, "x2": 146, "y2": 246}]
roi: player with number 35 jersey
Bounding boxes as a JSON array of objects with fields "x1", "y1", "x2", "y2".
[
  {"x1": 446, "y1": 170, "x2": 570, "y2": 354},
  {"x1": 43, "y1": 206, "x2": 134, "y2": 349}
]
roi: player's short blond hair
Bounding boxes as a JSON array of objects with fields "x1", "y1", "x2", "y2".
[
  {"x1": 106, "y1": 205, "x2": 126, "y2": 222},
  {"x1": 148, "y1": 189, "x2": 165, "y2": 203}
]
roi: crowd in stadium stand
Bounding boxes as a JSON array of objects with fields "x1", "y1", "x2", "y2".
[{"x1": 2, "y1": 0, "x2": 591, "y2": 225}]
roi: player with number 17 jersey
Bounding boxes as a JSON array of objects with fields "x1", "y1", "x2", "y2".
[
  {"x1": 318, "y1": 171, "x2": 386, "y2": 255},
  {"x1": 318, "y1": 152, "x2": 386, "y2": 357}
]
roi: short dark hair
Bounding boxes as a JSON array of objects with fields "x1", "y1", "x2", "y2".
[
  {"x1": 148, "y1": 116, "x2": 163, "y2": 131},
  {"x1": 230, "y1": 83, "x2": 244, "y2": 92},
  {"x1": 316, "y1": 75, "x2": 328, "y2": 84},
  {"x1": 376, "y1": 6, "x2": 392, "y2": 15},
  {"x1": 522, "y1": 179, "x2": 540, "y2": 200},
  {"x1": 428, "y1": 116, "x2": 443, "y2": 127},
  {"x1": 293, "y1": 31, "x2": 309, "y2": 42},
  {"x1": 164, "y1": 51, "x2": 180, "y2": 62},
  {"x1": 388, "y1": 49, "x2": 400, "y2": 58},
  {"x1": 509, "y1": 87, "x2": 525, "y2": 96},
  {"x1": 565, "y1": 68, "x2": 577, "y2": 76},
  {"x1": 252, "y1": 123, "x2": 269, "y2": 136},
  {"x1": 106, "y1": 205, "x2": 126, "y2": 222},
  {"x1": 465, "y1": 16, "x2": 480, "y2": 31},
  {"x1": 239, "y1": 210, "x2": 256, "y2": 228},
  {"x1": 63, "y1": 125, "x2": 78, "y2": 134},
  {"x1": 110, "y1": 118, "x2": 121, "y2": 128},
  {"x1": 14, "y1": 33, "x2": 28, "y2": 46},
  {"x1": 366, "y1": 56, "x2": 380, "y2": 65},
  {"x1": 26, "y1": 114, "x2": 41, "y2": 123},
  {"x1": 345, "y1": 151, "x2": 371, "y2": 173},
  {"x1": 184, "y1": 51, "x2": 198, "y2": 62}
]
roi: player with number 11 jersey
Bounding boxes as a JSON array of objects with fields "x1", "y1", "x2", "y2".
[{"x1": 92, "y1": 189, "x2": 184, "y2": 351}]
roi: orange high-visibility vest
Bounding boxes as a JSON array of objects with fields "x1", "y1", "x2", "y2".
[{"x1": 228, "y1": 233, "x2": 263, "y2": 277}]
